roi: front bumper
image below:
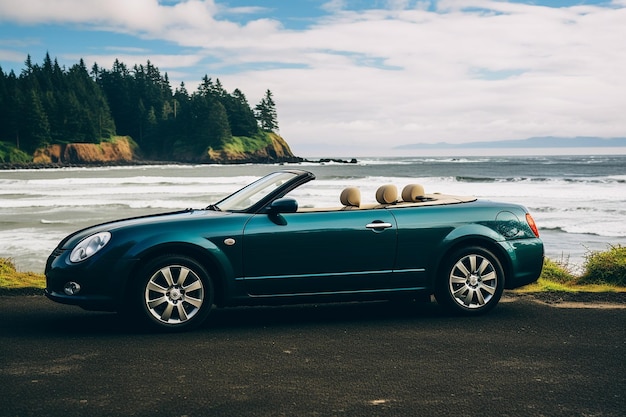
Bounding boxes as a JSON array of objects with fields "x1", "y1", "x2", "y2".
[
  {"x1": 44, "y1": 289, "x2": 118, "y2": 311},
  {"x1": 44, "y1": 247, "x2": 137, "y2": 312}
]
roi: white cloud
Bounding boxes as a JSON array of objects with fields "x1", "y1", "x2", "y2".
[
  {"x1": 321, "y1": 0, "x2": 348, "y2": 13},
  {"x1": 1, "y1": 0, "x2": 625, "y2": 155},
  {"x1": 218, "y1": 2, "x2": 626, "y2": 153},
  {"x1": 0, "y1": 48, "x2": 32, "y2": 65}
]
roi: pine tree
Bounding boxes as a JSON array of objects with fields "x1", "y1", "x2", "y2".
[
  {"x1": 98, "y1": 59, "x2": 133, "y2": 137},
  {"x1": 198, "y1": 75, "x2": 214, "y2": 97},
  {"x1": 187, "y1": 93, "x2": 231, "y2": 152},
  {"x1": 21, "y1": 90, "x2": 51, "y2": 152},
  {"x1": 254, "y1": 89, "x2": 278, "y2": 132},
  {"x1": 66, "y1": 59, "x2": 114, "y2": 142},
  {"x1": 170, "y1": 82, "x2": 191, "y2": 150},
  {"x1": 0, "y1": 69, "x2": 21, "y2": 146},
  {"x1": 208, "y1": 100, "x2": 232, "y2": 147},
  {"x1": 22, "y1": 55, "x2": 34, "y2": 77},
  {"x1": 224, "y1": 89, "x2": 258, "y2": 137}
]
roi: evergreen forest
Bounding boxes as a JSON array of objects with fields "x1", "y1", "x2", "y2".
[{"x1": 0, "y1": 54, "x2": 280, "y2": 160}]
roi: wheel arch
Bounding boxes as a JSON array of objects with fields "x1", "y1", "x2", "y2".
[
  {"x1": 434, "y1": 236, "x2": 513, "y2": 288},
  {"x1": 124, "y1": 242, "x2": 231, "y2": 307}
]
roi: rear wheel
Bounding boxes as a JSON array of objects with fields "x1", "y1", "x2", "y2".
[
  {"x1": 435, "y1": 246, "x2": 504, "y2": 315},
  {"x1": 132, "y1": 255, "x2": 214, "y2": 331}
]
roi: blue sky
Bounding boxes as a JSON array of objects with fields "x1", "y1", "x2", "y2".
[{"x1": 1, "y1": 0, "x2": 625, "y2": 156}]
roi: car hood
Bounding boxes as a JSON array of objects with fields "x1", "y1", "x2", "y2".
[{"x1": 58, "y1": 209, "x2": 229, "y2": 250}]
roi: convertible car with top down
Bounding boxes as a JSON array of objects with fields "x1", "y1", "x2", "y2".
[{"x1": 45, "y1": 169, "x2": 544, "y2": 331}]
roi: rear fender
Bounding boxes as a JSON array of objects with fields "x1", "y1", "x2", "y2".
[
  {"x1": 442, "y1": 223, "x2": 505, "y2": 246},
  {"x1": 431, "y1": 224, "x2": 511, "y2": 285}
]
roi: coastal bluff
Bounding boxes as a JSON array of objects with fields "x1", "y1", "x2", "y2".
[
  {"x1": 29, "y1": 133, "x2": 302, "y2": 166},
  {"x1": 32, "y1": 137, "x2": 135, "y2": 165},
  {"x1": 206, "y1": 132, "x2": 302, "y2": 164}
]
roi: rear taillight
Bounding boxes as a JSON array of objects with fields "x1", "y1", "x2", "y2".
[{"x1": 526, "y1": 213, "x2": 540, "y2": 237}]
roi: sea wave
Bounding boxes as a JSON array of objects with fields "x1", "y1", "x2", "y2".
[
  {"x1": 454, "y1": 175, "x2": 626, "y2": 184},
  {"x1": 40, "y1": 219, "x2": 72, "y2": 225},
  {"x1": 539, "y1": 225, "x2": 626, "y2": 238}
]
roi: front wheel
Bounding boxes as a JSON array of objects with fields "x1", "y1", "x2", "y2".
[
  {"x1": 132, "y1": 255, "x2": 214, "y2": 331},
  {"x1": 435, "y1": 246, "x2": 504, "y2": 315}
]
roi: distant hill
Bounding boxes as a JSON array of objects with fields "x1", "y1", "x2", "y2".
[{"x1": 395, "y1": 137, "x2": 626, "y2": 150}]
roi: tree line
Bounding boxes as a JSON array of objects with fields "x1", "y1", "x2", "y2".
[{"x1": 0, "y1": 53, "x2": 279, "y2": 158}]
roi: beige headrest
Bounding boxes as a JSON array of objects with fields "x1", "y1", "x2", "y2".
[
  {"x1": 375, "y1": 184, "x2": 398, "y2": 204},
  {"x1": 401, "y1": 184, "x2": 426, "y2": 202},
  {"x1": 340, "y1": 187, "x2": 361, "y2": 207}
]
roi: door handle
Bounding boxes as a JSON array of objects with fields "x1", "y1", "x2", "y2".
[{"x1": 366, "y1": 222, "x2": 393, "y2": 230}]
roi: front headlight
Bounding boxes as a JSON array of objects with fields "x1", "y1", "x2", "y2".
[{"x1": 69, "y1": 232, "x2": 111, "y2": 263}]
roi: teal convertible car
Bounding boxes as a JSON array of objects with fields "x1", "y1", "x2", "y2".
[{"x1": 45, "y1": 170, "x2": 543, "y2": 331}]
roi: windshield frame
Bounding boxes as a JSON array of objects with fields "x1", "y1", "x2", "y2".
[{"x1": 213, "y1": 170, "x2": 315, "y2": 213}]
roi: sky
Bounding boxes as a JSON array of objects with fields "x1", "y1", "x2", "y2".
[{"x1": 1, "y1": 0, "x2": 625, "y2": 157}]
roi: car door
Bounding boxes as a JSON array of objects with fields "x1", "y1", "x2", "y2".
[{"x1": 241, "y1": 209, "x2": 398, "y2": 295}]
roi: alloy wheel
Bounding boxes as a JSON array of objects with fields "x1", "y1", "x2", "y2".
[
  {"x1": 144, "y1": 264, "x2": 205, "y2": 325},
  {"x1": 448, "y1": 253, "x2": 498, "y2": 309}
]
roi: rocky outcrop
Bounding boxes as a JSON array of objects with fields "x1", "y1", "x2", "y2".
[
  {"x1": 33, "y1": 137, "x2": 134, "y2": 164},
  {"x1": 206, "y1": 133, "x2": 302, "y2": 164}
]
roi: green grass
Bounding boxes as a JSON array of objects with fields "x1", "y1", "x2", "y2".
[
  {"x1": 0, "y1": 142, "x2": 32, "y2": 164},
  {"x1": 221, "y1": 132, "x2": 273, "y2": 154},
  {"x1": 0, "y1": 258, "x2": 45, "y2": 289},
  {"x1": 515, "y1": 278, "x2": 623, "y2": 293},
  {"x1": 515, "y1": 245, "x2": 626, "y2": 293},
  {"x1": 1, "y1": 245, "x2": 625, "y2": 292},
  {"x1": 578, "y1": 245, "x2": 626, "y2": 286}
]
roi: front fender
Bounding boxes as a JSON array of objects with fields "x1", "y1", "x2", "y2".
[
  {"x1": 135, "y1": 234, "x2": 234, "y2": 272},
  {"x1": 117, "y1": 232, "x2": 239, "y2": 301}
]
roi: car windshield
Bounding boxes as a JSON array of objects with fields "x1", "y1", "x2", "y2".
[{"x1": 213, "y1": 171, "x2": 300, "y2": 212}]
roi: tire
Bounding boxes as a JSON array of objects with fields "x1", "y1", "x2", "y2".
[
  {"x1": 435, "y1": 246, "x2": 504, "y2": 315},
  {"x1": 132, "y1": 255, "x2": 214, "y2": 331}
]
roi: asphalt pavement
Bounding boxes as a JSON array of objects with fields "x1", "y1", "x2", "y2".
[{"x1": 1, "y1": 294, "x2": 624, "y2": 417}]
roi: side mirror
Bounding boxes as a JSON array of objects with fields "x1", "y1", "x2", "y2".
[{"x1": 268, "y1": 197, "x2": 298, "y2": 214}]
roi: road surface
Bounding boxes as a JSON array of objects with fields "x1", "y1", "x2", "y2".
[{"x1": 1, "y1": 294, "x2": 624, "y2": 416}]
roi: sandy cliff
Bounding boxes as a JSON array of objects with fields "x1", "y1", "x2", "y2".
[{"x1": 32, "y1": 137, "x2": 134, "y2": 164}]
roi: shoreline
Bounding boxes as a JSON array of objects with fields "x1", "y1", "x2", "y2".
[{"x1": 0, "y1": 157, "x2": 358, "y2": 171}]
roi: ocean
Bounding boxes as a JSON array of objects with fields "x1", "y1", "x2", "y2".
[{"x1": 1, "y1": 153, "x2": 625, "y2": 273}]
